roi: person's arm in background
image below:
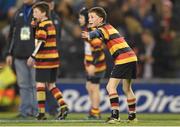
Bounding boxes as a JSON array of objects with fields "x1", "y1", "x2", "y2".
[{"x1": 5, "y1": 11, "x2": 18, "y2": 66}]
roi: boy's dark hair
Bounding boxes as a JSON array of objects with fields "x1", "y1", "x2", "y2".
[
  {"x1": 79, "y1": 7, "x2": 88, "y2": 26},
  {"x1": 89, "y1": 7, "x2": 107, "y2": 23},
  {"x1": 32, "y1": 2, "x2": 50, "y2": 17},
  {"x1": 38, "y1": 0, "x2": 54, "y2": 3},
  {"x1": 40, "y1": 0, "x2": 54, "y2": 3}
]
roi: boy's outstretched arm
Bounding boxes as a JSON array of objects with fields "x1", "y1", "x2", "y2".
[
  {"x1": 82, "y1": 30, "x2": 102, "y2": 40},
  {"x1": 81, "y1": 31, "x2": 90, "y2": 40}
]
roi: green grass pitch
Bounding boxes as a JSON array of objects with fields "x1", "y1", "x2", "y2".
[{"x1": 0, "y1": 112, "x2": 180, "y2": 126}]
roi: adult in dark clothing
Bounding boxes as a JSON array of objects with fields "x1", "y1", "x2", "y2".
[{"x1": 6, "y1": 0, "x2": 38, "y2": 118}]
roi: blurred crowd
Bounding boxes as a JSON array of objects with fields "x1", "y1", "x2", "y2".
[{"x1": 0, "y1": 0, "x2": 180, "y2": 79}]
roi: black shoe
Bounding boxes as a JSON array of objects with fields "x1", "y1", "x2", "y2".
[
  {"x1": 86, "y1": 114, "x2": 101, "y2": 120},
  {"x1": 127, "y1": 113, "x2": 138, "y2": 122},
  {"x1": 56, "y1": 107, "x2": 68, "y2": 120},
  {"x1": 36, "y1": 113, "x2": 47, "y2": 120}
]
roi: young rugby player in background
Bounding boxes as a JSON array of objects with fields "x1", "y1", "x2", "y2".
[{"x1": 79, "y1": 7, "x2": 106, "y2": 120}]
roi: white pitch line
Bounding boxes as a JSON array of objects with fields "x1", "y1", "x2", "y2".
[{"x1": 0, "y1": 119, "x2": 105, "y2": 123}]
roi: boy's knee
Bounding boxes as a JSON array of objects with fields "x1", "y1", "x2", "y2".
[
  {"x1": 36, "y1": 83, "x2": 45, "y2": 88},
  {"x1": 86, "y1": 83, "x2": 92, "y2": 92},
  {"x1": 122, "y1": 79, "x2": 132, "y2": 92},
  {"x1": 47, "y1": 83, "x2": 56, "y2": 90}
]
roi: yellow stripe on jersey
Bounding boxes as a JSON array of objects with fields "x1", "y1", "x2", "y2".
[
  {"x1": 35, "y1": 53, "x2": 59, "y2": 59},
  {"x1": 48, "y1": 30, "x2": 56, "y2": 35},
  {"x1": 44, "y1": 42, "x2": 56, "y2": 47},
  {"x1": 108, "y1": 28, "x2": 119, "y2": 35},
  {"x1": 99, "y1": 28, "x2": 109, "y2": 40},
  {"x1": 115, "y1": 56, "x2": 138, "y2": 65},
  {"x1": 109, "y1": 43, "x2": 129, "y2": 54},
  {"x1": 98, "y1": 54, "x2": 105, "y2": 61},
  {"x1": 85, "y1": 55, "x2": 93, "y2": 61},
  {"x1": 39, "y1": 21, "x2": 52, "y2": 27},
  {"x1": 34, "y1": 65, "x2": 59, "y2": 69},
  {"x1": 85, "y1": 53, "x2": 105, "y2": 62},
  {"x1": 38, "y1": 30, "x2": 46, "y2": 36}
]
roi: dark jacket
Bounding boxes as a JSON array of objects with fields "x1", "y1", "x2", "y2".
[{"x1": 7, "y1": 5, "x2": 35, "y2": 59}]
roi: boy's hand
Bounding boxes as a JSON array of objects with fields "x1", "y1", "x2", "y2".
[
  {"x1": 27, "y1": 56, "x2": 34, "y2": 67},
  {"x1": 82, "y1": 31, "x2": 90, "y2": 40},
  {"x1": 6, "y1": 55, "x2": 13, "y2": 66},
  {"x1": 86, "y1": 64, "x2": 96, "y2": 76},
  {"x1": 31, "y1": 18, "x2": 37, "y2": 28}
]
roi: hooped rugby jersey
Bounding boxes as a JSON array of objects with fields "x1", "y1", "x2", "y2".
[
  {"x1": 34, "y1": 19, "x2": 59, "y2": 69},
  {"x1": 83, "y1": 27, "x2": 106, "y2": 73},
  {"x1": 90, "y1": 24, "x2": 137, "y2": 65}
]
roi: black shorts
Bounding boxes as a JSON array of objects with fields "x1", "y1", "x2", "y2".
[
  {"x1": 86, "y1": 71, "x2": 105, "y2": 84},
  {"x1": 110, "y1": 62, "x2": 137, "y2": 79},
  {"x1": 36, "y1": 68, "x2": 57, "y2": 83}
]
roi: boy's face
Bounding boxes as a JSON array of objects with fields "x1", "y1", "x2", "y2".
[
  {"x1": 78, "y1": 15, "x2": 86, "y2": 26},
  {"x1": 88, "y1": 12, "x2": 103, "y2": 27},
  {"x1": 33, "y1": 8, "x2": 46, "y2": 21}
]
